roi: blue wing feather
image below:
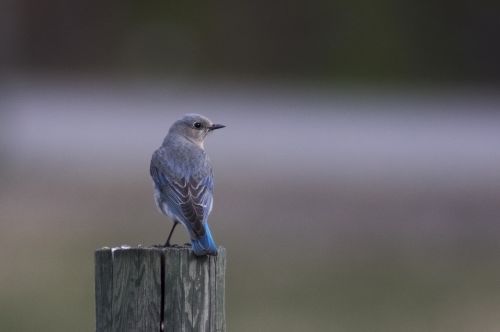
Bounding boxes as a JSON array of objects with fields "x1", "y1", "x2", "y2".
[{"x1": 150, "y1": 151, "x2": 214, "y2": 242}]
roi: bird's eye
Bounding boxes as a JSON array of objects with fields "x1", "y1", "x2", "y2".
[{"x1": 193, "y1": 122, "x2": 202, "y2": 129}]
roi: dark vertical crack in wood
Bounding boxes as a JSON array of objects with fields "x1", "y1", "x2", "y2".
[
  {"x1": 208, "y1": 257, "x2": 212, "y2": 331},
  {"x1": 136, "y1": 250, "x2": 140, "y2": 331},
  {"x1": 191, "y1": 253, "x2": 194, "y2": 332},
  {"x1": 213, "y1": 255, "x2": 217, "y2": 332},
  {"x1": 160, "y1": 250, "x2": 165, "y2": 332}
]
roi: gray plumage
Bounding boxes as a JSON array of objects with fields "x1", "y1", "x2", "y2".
[{"x1": 150, "y1": 114, "x2": 225, "y2": 256}]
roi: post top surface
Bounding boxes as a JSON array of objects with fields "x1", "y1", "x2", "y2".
[{"x1": 95, "y1": 245, "x2": 226, "y2": 256}]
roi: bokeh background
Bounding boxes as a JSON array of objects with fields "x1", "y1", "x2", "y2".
[{"x1": 1, "y1": 1, "x2": 500, "y2": 331}]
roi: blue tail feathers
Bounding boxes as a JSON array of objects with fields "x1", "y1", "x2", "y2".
[{"x1": 191, "y1": 223, "x2": 218, "y2": 256}]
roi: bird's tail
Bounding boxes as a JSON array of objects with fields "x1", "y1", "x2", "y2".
[{"x1": 191, "y1": 223, "x2": 218, "y2": 256}]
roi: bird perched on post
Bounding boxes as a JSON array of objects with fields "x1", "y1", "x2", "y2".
[{"x1": 150, "y1": 114, "x2": 225, "y2": 256}]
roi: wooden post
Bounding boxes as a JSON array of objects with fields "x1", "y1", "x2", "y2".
[{"x1": 95, "y1": 246, "x2": 226, "y2": 332}]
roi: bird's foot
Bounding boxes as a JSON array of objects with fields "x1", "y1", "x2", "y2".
[
  {"x1": 152, "y1": 242, "x2": 178, "y2": 248},
  {"x1": 153, "y1": 243, "x2": 191, "y2": 248},
  {"x1": 153, "y1": 244, "x2": 166, "y2": 248}
]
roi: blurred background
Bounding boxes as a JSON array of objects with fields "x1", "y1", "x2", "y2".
[{"x1": 1, "y1": 1, "x2": 500, "y2": 331}]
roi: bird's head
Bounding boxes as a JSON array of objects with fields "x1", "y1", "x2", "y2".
[{"x1": 169, "y1": 114, "x2": 225, "y2": 147}]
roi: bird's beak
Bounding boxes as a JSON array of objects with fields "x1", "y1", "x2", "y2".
[{"x1": 209, "y1": 124, "x2": 226, "y2": 131}]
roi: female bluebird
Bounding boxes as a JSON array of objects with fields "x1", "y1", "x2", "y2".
[{"x1": 150, "y1": 114, "x2": 225, "y2": 256}]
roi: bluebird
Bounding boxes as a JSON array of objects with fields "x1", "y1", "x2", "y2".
[{"x1": 150, "y1": 114, "x2": 225, "y2": 256}]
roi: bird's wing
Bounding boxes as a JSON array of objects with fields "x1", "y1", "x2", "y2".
[{"x1": 150, "y1": 153, "x2": 213, "y2": 238}]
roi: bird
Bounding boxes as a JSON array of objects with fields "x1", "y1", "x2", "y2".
[{"x1": 150, "y1": 114, "x2": 225, "y2": 256}]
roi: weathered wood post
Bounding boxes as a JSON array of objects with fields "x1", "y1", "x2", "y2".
[{"x1": 95, "y1": 246, "x2": 226, "y2": 332}]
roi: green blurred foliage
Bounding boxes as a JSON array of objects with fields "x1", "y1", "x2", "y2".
[{"x1": 4, "y1": 0, "x2": 500, "y2": 81}]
